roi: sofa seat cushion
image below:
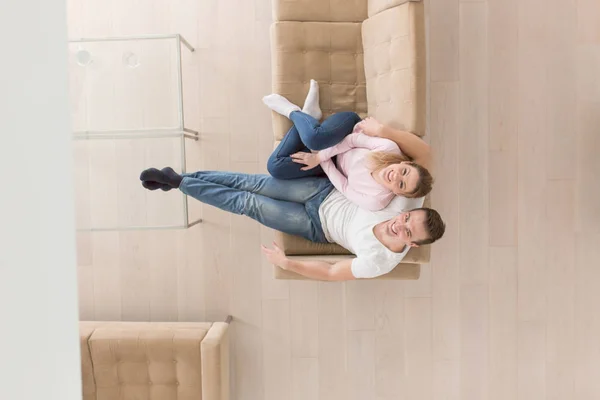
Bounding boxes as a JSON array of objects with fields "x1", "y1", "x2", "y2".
[
  {"x1": 273, "y1": 0, "x2": 368, "y2": 22},
  {"x1": 362, "y1": 2, "x2": 426, "y2": 135},
  {"x1": 270, "y1": 21, "x2": 368, "y2": 141},
  {"x1": 275, "y1": 229, "x2": 430, "y2": 263},
  {"x1": 87, "y1": 324, "x2": 211, "y2": 400}
]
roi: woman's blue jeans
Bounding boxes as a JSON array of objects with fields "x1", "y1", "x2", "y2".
[
  {"x1": 179, "y1": 171, "x2": 333, "y2": 243},
  {"x1": 267, "y1": 111, "x2": 362, "y2": 180}
]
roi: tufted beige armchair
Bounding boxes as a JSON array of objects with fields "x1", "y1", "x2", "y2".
[{"x1": 79, "y1": 319, "x2": 231, "y2": 400}]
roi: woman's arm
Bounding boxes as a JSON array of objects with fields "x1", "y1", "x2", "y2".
[
  {"x1": 316, "y1": 134, "x2": 355, "y2": 162},
  {"x1": 358, "y1": 118, "x2": 432, "y2": 171},
  {"x1": 320, "y1": 159, "x2": 387, "y2": 211},
  {"x1": 317, "y1": 132, "x2": 398, "y2": 161},
  {"x1": 347, "y1": 132, "x2": 403, "y2": 154}
]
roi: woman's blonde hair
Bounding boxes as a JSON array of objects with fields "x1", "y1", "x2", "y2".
[{"x1": 367, "y1": 151, "x2": 433, "y2": 198}]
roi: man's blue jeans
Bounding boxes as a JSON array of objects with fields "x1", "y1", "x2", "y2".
[
  {"x1": 267, "y1": 111, "x2": 362, "y2": 180},
  {"x1": 179, "y1": 171, "x2": 333, "y2": 243}
]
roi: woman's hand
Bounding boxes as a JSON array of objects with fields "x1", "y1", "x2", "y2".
[
  {"x1": 357, "y1": 117, "x2": 384, "y2": 137},
  {"x1": 261, "y1": 242, "x2": 288, "y2": 269},
  {"x1": 291, "y1": 151, "x2": 321, "y2": 170}
]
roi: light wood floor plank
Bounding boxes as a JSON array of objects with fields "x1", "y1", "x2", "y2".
[
  {"x1": 430, "y1": 81, "x2": 461, "y2": 400},
  {"x1": 517, "y1": 2, "x2": 549, "y2": 399},
  {"x1": 518, "y1": 321, "x2": 547, "y2": 400},
  {"x1": 292, "y1": 358, "x2": 318, "y2": 400},
  {"x1": 517, "y1": 0, "x2": 548, "y2": 323},
  {"x1": 318, "y1": 283, "x2": 349, "y2": 400},
  {"x1": 289, "y1": 281, "x2": 319, "y2": 358},
  {"x1": 459, "y1": 4, "x2": 490, "y2": 399},
  {"x1": 577, "y1": 0, "x2": 600, "y2": 44},
  {"x1": 575, "y1": 83, "x2": 600, "y2": 234},
  {"x1": 345, "y1": 280, "x2": 378, "y2": 331},
  {"x1": 489, "y1": 247, "x2": 518, "y2": 400},
  {"x1": 405, "y1": 297, "x2": 433, "y2": 400},
  {"x1": 347, "y1": 330, "x2": 376, "y2": 400},
  {"x1": 231, "y1": 322, "x2": 264, "y2": 400},
  {"x1": 488, "y1": 0, "x2": 518, "y2": 246},
  {"x1": 545, "y1": 181, "x2": 576, "y2": 400},
  {"x1": 374, "y1": 282, "x2": 406, "y2": 398},
  {"x1": 546, "y1": 0, "x2": 577, "y2": 181},
  {"x1": 574, "y1": 234, "x2": 600, "y2": 398},
  {"x1": 119, "y1": 232, "x2": 150, "y2": 321},
  {"x1": 429, "y1": 0, "x2": 459, "y2": 82},
  {"x1": 148, "y1": 231, "x2": 180, "y2": 321},
  {"x1": 91, "y1": 232, "x2": 121, "y2": 321},
  {"x1": 262, "y1": 299, "x2": 291, "y2": 400}
]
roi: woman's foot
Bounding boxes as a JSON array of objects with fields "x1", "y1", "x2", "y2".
[
  {"x1": 139, "y1": 167, "x2": 183, "y2": 188},
  {"x1": 262, "y1": 94, "x2": 301, "y2": 118},
  {"x1": 142, "y1": 181, "x2": 172, "y2": 191},
  {"x1": 302, "y1": 80, "x2": 322, "y2": 120}
]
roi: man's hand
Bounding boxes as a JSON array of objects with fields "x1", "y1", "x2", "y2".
[
  {"x1": 357, "y1": 117, "x2": 384, "y2": 137},
  {"x1": 291, "y1": 151, "x2": 321, "y2": 170},
  {"x1": 261, "y1": 242, "x2": 288, "y2": 268}
]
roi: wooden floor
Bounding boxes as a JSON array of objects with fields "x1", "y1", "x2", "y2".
[{"x1": 69, "y1": 0, "x2": 600, "y2": 399}]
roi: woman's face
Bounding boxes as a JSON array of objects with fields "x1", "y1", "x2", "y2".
[{"x1": 378, "y1": 162, "x2": 419, "y2": 196}]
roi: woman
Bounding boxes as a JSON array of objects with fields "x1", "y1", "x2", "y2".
[{"x1": 263, "y1": 82, "x2": 433, "y2": 211}]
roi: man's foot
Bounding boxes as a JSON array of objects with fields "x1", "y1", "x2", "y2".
[
  {"x1": 302, "y1": 79, "x2": 322, "y2": 120},
  {"x1": 142, "y1": 181, "x2": 172, "y2": 191},
  {"x1": 139, "y1": 167, "x2": 183, "y2": 188},
  {"x1": 262, "y1": 94, "x2": 301, "y2": 118}
]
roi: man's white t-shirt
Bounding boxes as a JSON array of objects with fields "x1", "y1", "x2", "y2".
[{"x1": 318, "y1": 190, "x2": 425, "y2": 278}]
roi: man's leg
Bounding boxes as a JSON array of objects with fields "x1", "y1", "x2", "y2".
[
  {"x1": 179, "y1": 172, "x2": 328, "y2": 242},
  {"x1": 266, "y1": 125, "x2": 325, "y2": 179},
  {"x1": 289, "y1": 111, "x2": 362, "y2": 150},
  {"x1": 181, "y1": 171, "x2": 332, "y2": 205}
]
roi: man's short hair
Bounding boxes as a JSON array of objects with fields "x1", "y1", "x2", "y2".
[{"x1": 412, "y1": 208, "x2": 446, "y2": 245}]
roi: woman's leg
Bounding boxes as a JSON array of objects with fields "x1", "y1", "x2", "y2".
[
  {"x1": 289, "y1": 111, "x2": 362, "y2": 150},
  {"x1": 178, "y1": 171, "x2": 331, "y2": 242},
  {"x1": 267, "y1": 125, "x2": 325, "y2": 180}
]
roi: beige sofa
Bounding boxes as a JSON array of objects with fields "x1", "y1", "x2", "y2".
[
  {"x1": 79, "y1": 319, "x2": 230, "y2": 400},
  {"x1": 269, "y1": 0, "x2": 429, "y2": 280}
]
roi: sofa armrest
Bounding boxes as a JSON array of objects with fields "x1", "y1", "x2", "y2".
[
  {"x1": 201, "y1": 322, "x2": 231, "y2": 400},
  {"x1": 273, "y1": 0, "x2": 368, "y2": 22},
  {"x1": 274, "y1": 255, "x2": 421, "y2": 280},
  {"x1": 368, "y1": 0, "x2": 420, "y2": 18}
]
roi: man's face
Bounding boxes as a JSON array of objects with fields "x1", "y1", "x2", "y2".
[{"x1": 382, "y1": 210, "x2": 429, "y2": 252}]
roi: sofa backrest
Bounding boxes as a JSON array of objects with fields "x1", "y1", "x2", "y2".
[{"x1": 362, "y1": 1, "x2": 426, "y2": 136}]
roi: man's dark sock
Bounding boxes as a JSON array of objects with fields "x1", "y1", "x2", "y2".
[
  {"x1": 140, "y1": 167, "x2": 182, "y2": 188},
  {"x1": 161, "y1": 167, "x2": 183, "y2": 188},
  {"x1": 142, "y1": 181, "x2": 172, "y2": 191},
  {"x1": 140, "y1": 168, "x2": 164, "y2": 183}
]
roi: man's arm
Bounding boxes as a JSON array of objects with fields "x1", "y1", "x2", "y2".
[
  {"x1": 261, "y1": 243, "x2": 356, "y2": 281},
  {"x1": 282, "y1": 258, "x2": 356, "y2": 281},
  {"x1": 359, "y1": 118, "x2": 432, "y2": 172}
]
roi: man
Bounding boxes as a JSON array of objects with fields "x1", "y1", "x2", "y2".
[{"x1": 139, "y1": 167, "x2": 445, "y2": 281}]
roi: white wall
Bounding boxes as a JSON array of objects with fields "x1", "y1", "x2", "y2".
[{"x1": 0, "y1": 0, "x2": 82, "y2": 399}]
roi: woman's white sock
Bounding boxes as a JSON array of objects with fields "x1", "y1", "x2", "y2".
[
  {"x1": 262, "y1": 94, "x2": 301, "y2": 118},
  {"x1": 302, "y1": 79, "x2": 322, "y2": 120}
]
